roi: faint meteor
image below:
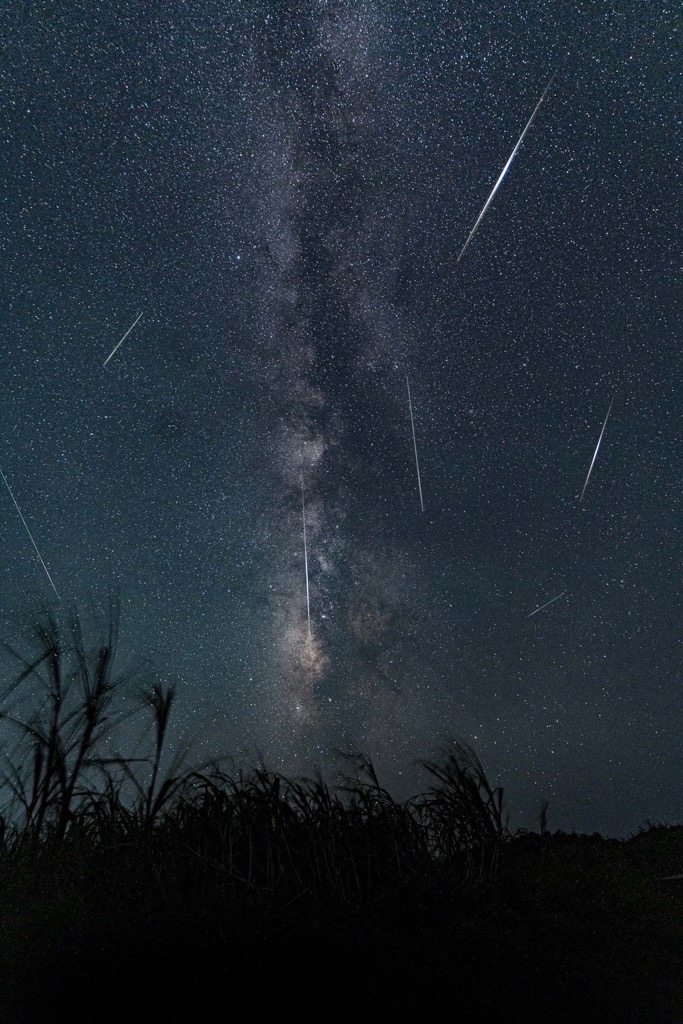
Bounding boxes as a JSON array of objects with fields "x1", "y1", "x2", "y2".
[
  {"x1": 103, "y1": 311, "x2": 143, "y2": 366},
  {"x1": 406, "y1": 376, "x2": 424, "y2": 512},
  {"x1": 0, "y1": 468, "x2": 60, "y2": 600},
  {"x1": 528, "y1": 591, "x2": 566, "y2": 617},
  {"x1": 456, "y1": 75, "x2": 555, "y2": 264},
  {"x1": 579, "y1": 397, "x2": 614, "y2": 505},
  {"x1": 301, "y1": 471, "x2": 311, "y2": 641}
]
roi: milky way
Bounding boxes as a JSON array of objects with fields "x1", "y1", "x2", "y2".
[{"x1": 241, "y1": 6, "x2": 429, "y2": 768}]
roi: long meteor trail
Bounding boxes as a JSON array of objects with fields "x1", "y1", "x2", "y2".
[
  {"x1": 456, "y1": 75, "x2": 555, "y2": 264},
  {"x1": 406, "y1": 376, "x2": 424, "y2": 512},
  {"x1": 579, "y1": 397, "x2": 614, "y2": 505},
  {"x1": 1, "y1": 468, "x2": 60, "y2": 600},
  {"x1": 103, "y1": 311, "x2": 143, "y2": 366},
  {"x1": 528, "y1": 591, "x2": 566, "y2": 617},
  {"x1": 301, "y1": 471, "x2": 311, "y2": 641}
]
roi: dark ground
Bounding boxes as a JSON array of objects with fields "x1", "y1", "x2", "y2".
[{"x1": 1, "y1": 826, "x2": 681, "y2": 1023}]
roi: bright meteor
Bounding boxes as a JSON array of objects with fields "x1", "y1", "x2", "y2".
[
  {"x1": 528, "y1": 591, "x2": 566, "y2": 618},
  {"x1": 579, "y1": 397, "x2": 614, "y2": 506},
  {"x1": 457, "y1": 75, "x2": 555, "y2": 264},
  {"x1": 301, "y1": 470, "x2": 312, "y2": 641},
  {"x1": 406, "y1": 375, "x2": 424, "y2": 512},
  {"x1": 1, "y1": 468, "x2": 60, "y2": 600},
  {"x1": 103, "y1": 311, "x2": 143, "y2": 366}
]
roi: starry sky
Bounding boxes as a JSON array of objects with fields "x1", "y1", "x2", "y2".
[{"x1": 1, "y1": 2, "x2": 680, "y2": 835}]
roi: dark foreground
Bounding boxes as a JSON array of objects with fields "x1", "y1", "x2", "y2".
[{"x1": 1, "y1": 825, "x2": 680, "y2": 1023}]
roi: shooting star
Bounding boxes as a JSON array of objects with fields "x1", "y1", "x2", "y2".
[
  {"x1": 579, "y1": 397, "x2": 614, "y2": 505},
  {"x1": 457, "y1": 75, "x2": 555, "y2": 264},
  {"x1": 301, "y1": 471, "x2": 312, "y2": 641},
  {"x1": 406, "y1": 375, "x2": 424, "y2": 512},
  {"x1": 528, "y1": 591, "x2": 566, "y2": 618},
  {"x1": 0, "y1": 468, "x2": 60, "y2": 600},
  {"x1": 103, "y1": 311, "x2": 143, "y2": 366}
]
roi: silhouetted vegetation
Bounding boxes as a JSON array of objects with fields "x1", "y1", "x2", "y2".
[{"x1": 0, "y1": 605, "x2": 680, "y2": 1022}]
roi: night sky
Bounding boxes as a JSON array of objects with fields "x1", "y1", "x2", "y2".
[{"x1": 1, "y1": 2, "x2": 680, "y2": 835}]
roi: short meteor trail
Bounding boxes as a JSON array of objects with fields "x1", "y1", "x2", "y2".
[
  {"x1": 528, "y1": 591, "x2": 566, "y2": 617},
  {"x1": 456, "y1": 75, "x2": 555, "y2": 264},
  {"x1": 406, "y1": 376, "x2": 424, "y2": 512},
  {"x1": 103, "y1": 311, "x2": 143, "y2": 366},
  {"x1": 0, "y1": 468, "x2": 60, "y2": 600},
  {"x1": 579, "y1": 397, "x2": 614, "y2": 505},
  {"x1": 301, "y1": 471, "x2": 311, "y2": 641}
]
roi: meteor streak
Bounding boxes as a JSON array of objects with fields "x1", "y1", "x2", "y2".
[
  {"x1": 1, "y1": 468, "x2": 60, "y2": 600},
  {"x1": 406, "y1": 376, "x2": 424, "y2": 512},
  {"x1": 301, "y1": 471, "x2": 311, "y2": 640},
  {"x1": 457, "y1": 75, "x2": 555, "y2": 264},
  {"x1": 579, "y1": 397, "x2": 614, "y2": 505},
  {"x1": 528, "y1": 591, "x2": 566, "y2": 617},
  {"x1": 103, "y1": 311, "x2": 143, "y2": 366}
]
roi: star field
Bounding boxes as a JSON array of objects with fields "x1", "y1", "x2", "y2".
[{"x1": 1, "y1": 2, "x2": 680, "y2": 835}]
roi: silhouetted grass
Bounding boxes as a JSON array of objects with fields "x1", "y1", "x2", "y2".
[{"x1": 0, "y1": 605, "x2": 680, "y2": 1023}]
